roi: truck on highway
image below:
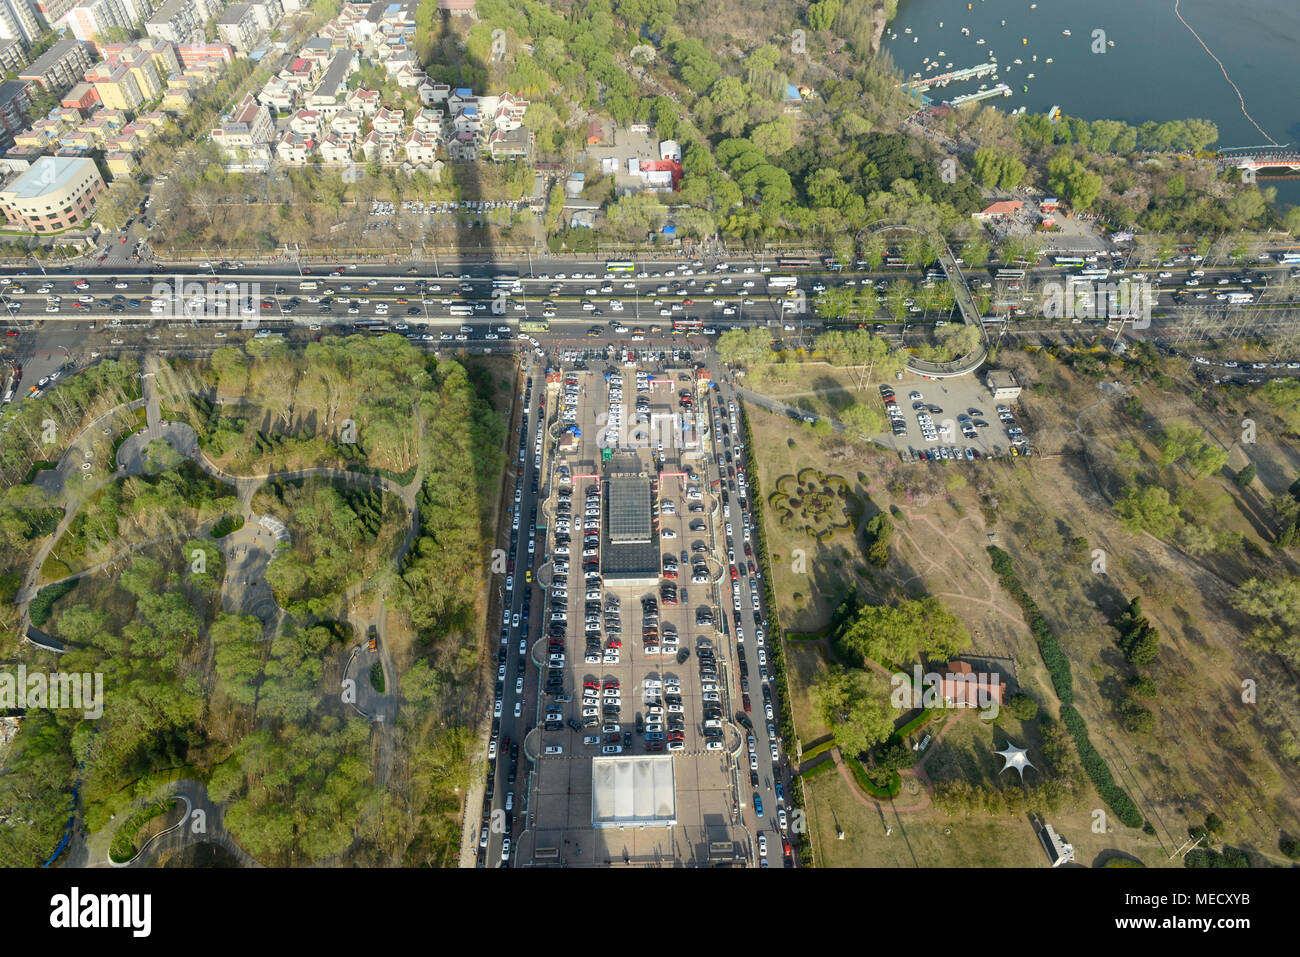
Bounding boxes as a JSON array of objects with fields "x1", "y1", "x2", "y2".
[{"x1": 367, "y1": 625, "x2": 378, "y2": 651}]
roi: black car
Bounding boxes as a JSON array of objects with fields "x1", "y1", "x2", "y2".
[{"x1": 676, "y1": 648, "x2": 690, "y2": 664}]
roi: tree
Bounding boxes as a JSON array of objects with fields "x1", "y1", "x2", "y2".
[
  {"x1": 1007, "y1": 692, "x2": 1039, "y2": 720},
  {"x1": 716, "y1": 327, "x2": 774, "y2": 367},
  {"x1": 813, "y1": 666, "x2": 893, "y2": 759},
  {"x1": 1235, "y1": 462, "x2": 1256, "y2": 487},
  {"x1": 1115, "y1": 484, "x2": 1183, "y2": 539},
  {"x1": 837, "y1": 597, "x2": 970, "y2": 666}
]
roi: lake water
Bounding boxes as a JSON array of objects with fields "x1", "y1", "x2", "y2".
[{"x1": 885, "y1": 0, "x2": 1300, "y2": 207}]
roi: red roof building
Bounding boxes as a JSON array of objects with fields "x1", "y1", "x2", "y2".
[{"x1": 974, "y1": 200, "x2": 1024, "y2": 220}]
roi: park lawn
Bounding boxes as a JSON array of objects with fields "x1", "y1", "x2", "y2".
[
  {"x1": 746, "y1": 403, "x2": 891, "y2": 633},
  {"x1": 804, "y1": 767, "x2": 1047, "y2": 867},
  {"x1": 784, "y1": 640, "x2": 833, "y2": 748}
]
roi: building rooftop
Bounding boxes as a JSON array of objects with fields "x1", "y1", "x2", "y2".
[
  {"x1": 2, "y1": 156, "x2": 97, "y2": 199},
  {"x1": 21, "y1": 38, "x2": 84, "y2": 79},
  {"x1": 591, "y1": 755, "x2": 677, "y2": 828}
]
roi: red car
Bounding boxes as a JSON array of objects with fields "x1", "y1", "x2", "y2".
[
  {"x1": 743, "y1": 694, "x2": 752, "y2": 713},
  {"x1": 730, "y1": 565, "x2": 738, "y2": 580}
]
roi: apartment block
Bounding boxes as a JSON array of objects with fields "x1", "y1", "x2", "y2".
[{"x1": 18, "y1": 37, "x2": 92, "y2": 95}]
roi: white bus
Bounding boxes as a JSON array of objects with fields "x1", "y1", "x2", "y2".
[
  {"x1": 766, "y1": 275, "x2": 798, "y2": 289},
  {"x1": 449, "y1": 304, "x2": 474, "y2": 316},
  {"x1": 605, "y1": 260, "x2": 635, "y2": 273}
]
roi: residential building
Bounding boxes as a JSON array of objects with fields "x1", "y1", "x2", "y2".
[
  {"x1": 344, "y1": 85, "x2": 378, "y2": 116},
  {"x1": 287, "y1": 107, "x2": 320, "y2": 135},
  {"x1": 0, "y1": 0, "x2": 42, "y2": 45},
  {"x1": 402, "y1": 128, "x2": 438, "y2": 165},
  {"x1": 18, "y1": 37, "x2": 92, "y2": 95},
  {"x1": 360, "y1": 126, "x2": 398, "y2": 162},
  {"x1": 0, "y1": 155, "x2": 105, "y2": 231},
  {"x1": 437, "y1": 0, "x2": 475, "y2": 14},
  {"x1": 0, "y1": 78, "x2": 30, "y2": 151},
  {"x1": 175, "y1": 42, "x2": 234, "y2": 69},
  {"x1": 217, "y1": 3, "x2": 261, "y2": 52},
  {"x1": 34, "y1": 0, "x2": 79, "y2": 27},
  {"x1": 257, "y1": 74, "x2": 296, "y2": 111},
  {"x1": 411, "y1": 107, "x2": 440, "y2": 135},
  {"x1": 371, "y1": 105, "x2": 402, "y2": 135},
  {"x1": 145, "y1": 0, "x2": 219, "y2": 44},
  {"x1": 64, "y1": 0, "x2": 154, "y2": 49},
  {"x1": 85, "y1": 58, "x2": 144, "y2": 111},
  {"x1": 446, "y1": 129, "x2": 475, "y2": 162},
  {"x1": 488, "y1": 126, "x2": 531, "y2": 162},
  {"x1": 0, "y1": 36, "x2": 27, "y2": 74},
  {"x1": 327, "y1": 108, "x2": 359, "y2": 137},
  {"x1": 304, "y1": 49, "x2": 354, "y2": 110},
  {"x1": 104, "y1": 149, "x2": 136, "y2": 177},
  {"x1": 59, "y1": 81, "x2": 99, "y2": 112},
  {"x1": 211, "y1": 91, "x2": 273, "y2": 161},
  {"x1": 100, "y1": 38, "x2": 179, "y2": 82},
  {"x1": 275, "y1": 128, "x2": 314, "y2": 164},
  {"x1": 318, "y1": 129, "x2": 352, "y2": 164}
]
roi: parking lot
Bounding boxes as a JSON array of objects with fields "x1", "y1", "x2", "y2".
[
  {"x1": 518, "y1": 359, "x2": 749, "y2": 864},
  {"x1": 875, "y1": 372, "x2": 1033, "y2": 461}
]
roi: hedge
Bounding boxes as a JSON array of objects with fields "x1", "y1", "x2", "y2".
[
  {"x1": 989, "y1": 546, "x2": 1142, "y2": 830},
  {"x1": 210, "y1": 514, "x2": 245, "y2": 539},
  {"x1": 893, "y1": 708, "x2": 934, "y2": 741},
  {"x1": 845, "y1": 755, "x2": 901, "y2": 798},
  {"x1": 800, "y1": 758, "x2": 837, "y2": 780},
  {"x1": 987, "y1": 546, "x2": 1073, "y2": 704},
  {"x1": 1060, "y1": 705, "x2": 1143, "y2": 828},
  {"x1": 29, "y1": 579, "x2": 78, "y2": 627},
  {"x1": 108, "y1": 799, "x2": 176, "y2": 864},
  {"x1": 800, "y1": 738, "x2": 837, "y2": 763}
]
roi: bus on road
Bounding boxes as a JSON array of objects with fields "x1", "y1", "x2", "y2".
[
  {"x1": 519, "y1": 318, "x2": 550, "y2": 333},
  {"x1": 766, "y1": 275, "x2": 798, "y2": 289},
  {"x1": 1053, "y1": 255, "x2": 1085, "y2": 267},
  {"x1": 995, "y1": 269, "x2": 1026, "y2": 282},
  {"x1": 605, "y1": 260, "x2": 635, "y2": 273},
  {"x1": 352, "y1": 318, "x2": 385, "y2": 331},
  {"x1": 449, "y1": 304, "x2": 474, "y2": 316},
  {"x1": 672, "y1": 318, "x2": 703, "y2": 334},
  {"x1": 492, "y1": 274, "x2": 521, "y2": 289},
  {"x1": 776, "y1": 257, "x2": 812, "y2": 270}
]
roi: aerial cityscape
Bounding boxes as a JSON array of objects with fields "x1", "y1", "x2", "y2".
[{"x1": 0, "y1": 0, "x2": 1296, "y2": 903}]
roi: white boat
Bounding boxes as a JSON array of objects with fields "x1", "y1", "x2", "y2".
[
  {"x1": 1107, "y1": 40, "x2": 1114, "y2": 47},
  {"x1": 976, "y1": 38, "x2": 985, "y2": 44},
  {"x1": 938, "y1": 50, "x2": 945, "y2": 56},
  {"x1": 904, "y1": 27, "x2": 912, "y2": 34},
  {"x1": 913, "y1": 37, "x2": 918, "y2": 43},
  {"x1": 1026, "y1": 73, "x2": 1035, "y2": 79},
  {"x1": 923, "y1": 57, "x2": 930, "y2": 62},
  {"x1": 1044, "y1": 57, "x2": 1052, "y2": 63},
  {"x1": 946, "y1": 62, "x2": 953, "y2": 68},
  {"x1": 1062, "y1": 29, "x2": 1071, "y2": 36},
  {"x1": 1014, "y1": 58, "x2": 1023, "y2": 64}
]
